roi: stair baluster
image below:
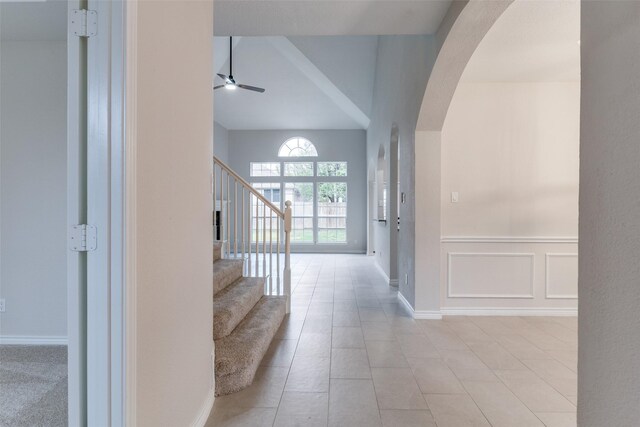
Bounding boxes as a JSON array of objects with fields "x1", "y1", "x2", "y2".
[{"x1": 213, "y1": 155, "x2": 291, "y2": 312}]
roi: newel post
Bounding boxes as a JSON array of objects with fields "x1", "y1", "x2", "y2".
[{"x1": 284, "y1": 200, "x2": 292, "y2": 313}]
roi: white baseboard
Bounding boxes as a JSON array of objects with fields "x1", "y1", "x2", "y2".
[
  {"x1": 397, "y1": 292, "x2": 414, "y2": 315},
  {"x1": 374, "y1": 261, "x2": 399, "y2": 287},
  {"x1": 374, "y1": 261, "x2": 390, "y2": 284},
  {"x1": 440, "y1": 307, "x2": 578, "y2": 317},
  {"x1": 397, "y1": 293, "x2": 443, "y2": 320},
  {"x1": 192, "y1": 388, "x2": 215, "y2": 427},
  {"x1": 0, "y1": 335, "x2": 68, "y2": 345},
  {"x1": 413, "y1": 310, "x2": 444, "y2": 320}
]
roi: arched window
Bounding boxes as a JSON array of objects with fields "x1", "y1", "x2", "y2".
[{"x1": 278, "y1": 137, "x2": 318, "y2": 157}]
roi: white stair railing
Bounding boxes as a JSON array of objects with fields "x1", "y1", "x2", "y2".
[{"x1": 213, "y1": 156, "x2": 292, "y2": 313}]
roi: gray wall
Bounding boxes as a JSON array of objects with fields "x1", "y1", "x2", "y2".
[
  {"x1": 579, "y1": 3, "x2": 640, "y2": 425},
  {"x1": 367, "y1": 35, "x2": 437, "y2": 303},
  {"x1": 0, "y1": 41, "x2": 68, "y2": 339},
  {"x1": 214, "y1": 121, "x2": 229, "y2": 164},
  {"x1": 228, "y1": 129, "x2": 367, "y2": 253}
]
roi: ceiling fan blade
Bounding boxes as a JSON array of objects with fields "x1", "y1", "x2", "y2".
[
  {"x1": 237, "y1": 84, "x2": 266, "y2": 93},
  {"x1": 217, "y1": 73, "x2": 230, "y2": 82},
  {"x1": 214, "y1": 85, "x2": 225, "y2": 90}
]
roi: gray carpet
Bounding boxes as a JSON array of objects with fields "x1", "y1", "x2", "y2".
[{"x1": 0, "y1": 345, "x2": 67, "y2": 427}]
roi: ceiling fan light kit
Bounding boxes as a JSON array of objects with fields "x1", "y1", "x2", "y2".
[{"x1": 215, "y1": 37, "x2": 266, "y2": 93}]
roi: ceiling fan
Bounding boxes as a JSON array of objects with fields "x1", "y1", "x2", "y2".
[{"x1": 215, "y1": 37, "x2": 266, "y2": 93}]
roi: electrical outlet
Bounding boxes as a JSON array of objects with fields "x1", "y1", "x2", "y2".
[{"x1": 0, "y1": 298, "x2": 5, "y2": 313}]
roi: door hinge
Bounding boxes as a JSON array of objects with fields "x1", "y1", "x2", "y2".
[
  {"x1": 69, "y1": 225, "x2": 98, "y2": 252},
  {"x1": 70, "y1": 9, "x2": 98, "y2": 38}
]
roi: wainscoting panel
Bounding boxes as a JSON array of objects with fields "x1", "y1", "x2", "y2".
[
  {"x1": 441, "y1": 239, "x2": 578, "y2": 314},
  {"x1": 447, "y1": 253, "x2": 534, "y2": 298},
  {"x1": 545, "y1": 253, "x2": 579, "y2": 299}
]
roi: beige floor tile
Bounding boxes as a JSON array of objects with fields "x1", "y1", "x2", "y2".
[
  {"x1": 522, "y1": 359, "x2": 577, "y2": 381},
  {"x1": 495, "y1": 370, "x2": 575, "y2": 412},
  {"x1": 332, "y1": 326, "x2": 365, "y2": 348},
  {"x1": 545, "y1": 349, "x2": 578, "y2": 373},
  {"x1": 273, "y1": 392, "x2": 328, "y2": 427},
  {"x1": 205, "y1": 406, "x2": 277, "y2": 427},
  {"x1": 407, "y1": 357, "x2": 466, "y2": 394},
  {"x1": 260, "y1": 339, "x2": 297, "y2": 368},
  {"x1": 332, "y1": 310, "x2": 361, "y2": 327},
  {"x1": 366, "y1": 340, "x2": 409, "y2": 368},
  {"x1": 447, "y1": 321, "x2": 496, "y2": 344},
  {"x1": 543, "y1": 377, "x2": 577, "y2": 399},
  {"x1": 215, "y1": 367, "x2": 288, "y2": 408},
  {"x1": 469, "y1": 317, "x2": 516, "y2": 336},
  {"x1": 285, "y1": 355, "x2": 330, "y2": 393},
  {"x1": 396, "y1": 334, "x2": 440, "y2": 359},
  {"x1": 302, "y1": 317, "x2": 333, "y2": 334},
  {"x1": 462, "y1": 380, "x2": 545, "y2": 427},
  {"x1": 295, "y1": 332, "x2": 331, "y2": 358},
  {"x1": 371, "y1": 368, "x2": 428, "y2": 410},
  {"x1": 359, "y1": 307, "x2": 388, "y2": 322},
  {"x1": 439, "y1": 349, "x2": 490, "y2": 371},
  {"x1": 420, "y1": 323, "x2": 469, "y2": 350},
  {"x1": 494, "y1": 334, "x2": 554, "y2": 360},
  {"x1": 469, "y1": 342, "x2": 527, "y2": 370},
  {"x1": 362, "y1": 321, "x2": 396, "y2": 341},
  {"x1": 380, "y1": 409, "x2": 436, "y2": 427},
  {"x1": 333, "y1": 300, "x2": 358, "y2": 312},
  {"x1": 330, "y1": 348, "x2": 371, "y2": 379},
  {"x1": 519, "y1": 328, "x2": 569, "y2": 351},
  {"x1": 424, "y1": 393, "x2": 490, "y2": 427},
  {"x1": 275, "y1": 318, "x2": 304, "y2": 340},
  {"x1": 535, "y1": 412, "x2": 577, "y2": 427},
  {"x1": 328, "y1": 379, "x2": 382, "y2": 427}
]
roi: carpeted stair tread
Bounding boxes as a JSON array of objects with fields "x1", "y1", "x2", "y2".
[
  {"x1": 213, "y1": 277, "x2": 265, "y2": 340},
  {"x1": 213, "y1": 241, "x2": 224, "y2": 261},
  {"x1": 213, "y1": 259, "x2": 244, "y2": 295},
  {"x1": 214, "y1": 296, "x2": 286, "y2": 396}
]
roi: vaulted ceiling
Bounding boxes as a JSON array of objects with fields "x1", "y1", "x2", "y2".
[
  {"x1": 214, "y1": 36, "x2": 379, "y2": 130},
  {"x1": 213, "y1": 0, "x2": 454, "y2": 131}
]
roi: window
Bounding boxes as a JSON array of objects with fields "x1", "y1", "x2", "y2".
[
  {"x1": 284, "y1": 162, "x2": 313, "y2": 177},
  {"x1": 250, "y1": 162, "x2": 280, "y2": 177},
  {"x1": 284, "y1": 182, "x2": 314, "y2": 243},
  {"x1": 317, "y1": 162, "x2": 347, "y2": 177},
  {"x1": 250, "y1": 138, "x2": 349, "y2": 246},
  {"x1": 251, "y1": 183, "x2": 281, "y2": 241},
  {"x1": 317, "y1": 182, "x2": 347, "y2": 243},
  {"x1": 278, "y1": 137, "x2": 318, "y2": 157}
]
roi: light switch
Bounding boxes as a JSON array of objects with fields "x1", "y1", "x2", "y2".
[{"x1": 451, "y1": 192, "x2": 459, "y2": 203}]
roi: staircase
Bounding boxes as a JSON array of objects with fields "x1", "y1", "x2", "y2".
[{"x1": 212, "y1": 156, "x2": 292, "y2": 396}]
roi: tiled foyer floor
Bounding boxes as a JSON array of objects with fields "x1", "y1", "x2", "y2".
[{"x1": 206, "y1": 254, "x2": 577, "y2": 427}]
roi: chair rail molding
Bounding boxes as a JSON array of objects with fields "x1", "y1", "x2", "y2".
[{"x1": 441, "y1": 236, "x2": 579, "y2": 244}]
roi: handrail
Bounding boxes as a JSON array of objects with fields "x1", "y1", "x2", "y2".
[
  {"x1": 213, "y1": 155, "x2": 292, "y2": 313},
  {"x1": 213, "y1": 155, "x2": 284, "y2": 218}
]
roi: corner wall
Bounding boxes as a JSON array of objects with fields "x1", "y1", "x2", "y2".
[
  {"x1": 367, "y1": 35, "x2": 437, "y2": 303},
  {"x1": 134, "y1": 1, "x2": 214, "y2": 425},
  {"x1": 579, "y1": 3, "x2": 640, "y2": 425},
  {"x1": 439, "y1": 82, "x2": 579, "y2": 315},
  {"x1": 0, "y1": 41, "x2": 68, "y2": 341}
]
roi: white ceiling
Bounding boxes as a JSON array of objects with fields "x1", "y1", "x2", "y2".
[
  {"x1": 214, "y1": 0, "x2": 452, "y2": 36},
  {"x1": 1, "y1": 0, "x2": 67, "y2": 41},
  {"x1": 214, "y1": 36, "x2": 379, "y2": 130},
  {"x1": 461, "y1": 0, "x2": 580, "y2": 82}
]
